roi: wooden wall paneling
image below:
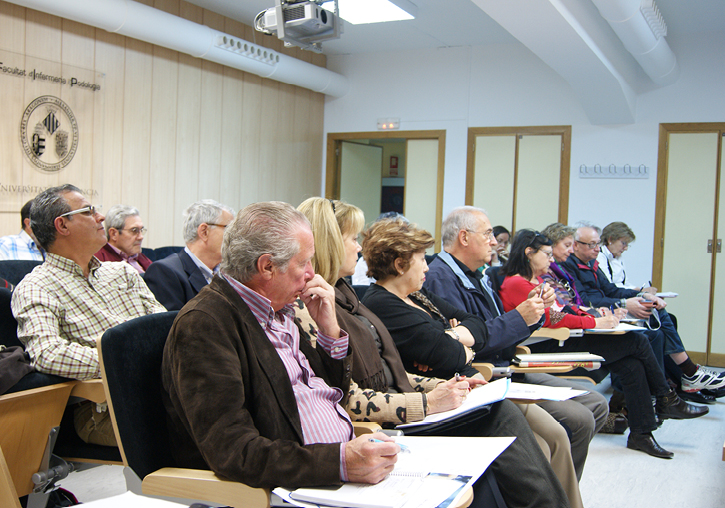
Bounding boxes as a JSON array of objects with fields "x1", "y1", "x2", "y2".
[
  {"x1": 292, "y1": 87, "x2": 312, "y2": 205},
  {"x1": 276, "y1": 82, "x2": 297, "y2": 203},
  {"x1": 197, "y1": 9, "x2": 225, "y2": 203},
  {"x1": 256, "y1": 28, "x2": 282, "y2": 202},
  {"x1": 60, "y1": 19, "x2": 96, "y2": 198},
  {"x1": 94, "y1": 31, "x2": 126, "y2": 216},
  {"x1": 0, "y1": 5, "x2": 26, "y2": 220},
  {"x1": 22, "y1": 9, "x2": 62, "y2": 192},
  {"x1": 24, "y1": 9, "x2": 60, "y2": 61},
  {"x1": 238, "y1": 24, "x2": 263, "y2": 207},
  {"x1": 173, "y1": 53, "x2": 203, "y2": 245},
  {"x1": 0, "y1": 1, "x2": 25, "y2": 52},
  {"x1": 147, "y1": 45, "x2": 179, "y2": 247},
  {"x1": 309, "y1": 92, "x2": 325, "y2": 195},
  {"x1": 219, "y1": 66, "x2": 244, "y2": 210},
  {"x1": 120, "y1": 38, "x2": 153, "y2": 223},
  {"x1": 154, "y1": 0, "x2": 179, "y2": 16}
]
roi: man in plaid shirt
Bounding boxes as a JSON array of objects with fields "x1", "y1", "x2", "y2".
[{"x1": 11, "y1": 184, "x2": 166, "y2": 445}]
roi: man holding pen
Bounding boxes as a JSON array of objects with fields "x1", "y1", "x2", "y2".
[{"x1": 161, "y1": 202, "x2": 398, "y2": 489}]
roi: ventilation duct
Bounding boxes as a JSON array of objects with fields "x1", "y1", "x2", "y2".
[
  {"x1": 591, "y1": 0, "x2": 679, "y2": 86},
  {"x1": 7, "y1": 0, "x2": 349, "y2": 97}
]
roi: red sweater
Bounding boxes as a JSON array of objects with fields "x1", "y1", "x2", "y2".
[{"x1": 499, "y1": 275, "x2": 596, "y2": 329}]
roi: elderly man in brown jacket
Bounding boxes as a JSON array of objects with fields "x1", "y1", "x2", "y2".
[{"x1": 161, "y1": 201, "x2": 399, "y2": 489}]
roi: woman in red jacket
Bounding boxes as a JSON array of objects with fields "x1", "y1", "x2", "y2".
[{"x1": 497, "y1": 229, "x2": 707, "y2": 459}]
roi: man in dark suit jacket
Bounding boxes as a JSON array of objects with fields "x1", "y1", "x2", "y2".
[
  {"x1": 424, "y1": 206, "x2": 608, "y2": 483},
  {"x1": 162, "y1": 201, "x2": 398, "y2": 489},
  {"x1": 144, "y1": 199, "x2": 234, "y2": 310}
]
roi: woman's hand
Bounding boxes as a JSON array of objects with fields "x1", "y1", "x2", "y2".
[
  {"x1": 594, "y1": 314, "x2": 619, "y2": 329},
  {"x1": 426, "y1": 377, "x2": 474, "y2": 414},
  {"x1": 413, "y1": 361, "x2": 431, "y2": 372}
]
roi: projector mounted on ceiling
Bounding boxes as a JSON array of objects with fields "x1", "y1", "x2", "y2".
[{"x1": 255, "y1": 0, "x2": 342, "y2": 53}]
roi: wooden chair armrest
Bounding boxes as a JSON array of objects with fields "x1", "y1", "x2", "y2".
[
  {"x1": 353, "y1": 422, "x2": 382, "y2": 436},
  {"x1": 530, "y1": 327, "x2": 570, "y2": 342},
  {"x1": 142, "y1": 467, "x2": 270, "y2": 508},
  {"x1": 70, "y1": 379, "x2": 106, "y2": 403},
  {"x1": 515, "y1": 345, "x2": 531, "y2": 355},
  {"x1": 471, "y1": 362, "x2": 493, "y2": 381},
  {"x1": 509, "y1": 365, "x2": 574, "y2": 374}
]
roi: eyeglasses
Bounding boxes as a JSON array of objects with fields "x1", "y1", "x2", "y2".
[
  {"x1": 119, "y1": 227, "x2": 147, "y2": 236},
  {"x1": 539, "y1": 250, "x2": 554, "y2": 259},
  {"x1": 207, "y1": 223, "x2": 228, "y2": 228},
  {"x1": 576, "y1": 240, "x2": 602, "y2": 249},
  {"x1": 466, "y1": 229, "x2": 496, "y2": 242},
  {"x1": 58, "y1": 205, "x2": 100, "y2": 218}
]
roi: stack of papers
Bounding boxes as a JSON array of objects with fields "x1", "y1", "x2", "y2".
[{"x1": 274, "y1": 435, "x2": 515, "y2": 508}]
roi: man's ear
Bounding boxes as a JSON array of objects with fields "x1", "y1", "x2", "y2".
[
  {"x1": 23, "y1": 217, "x2": 31, "y2": 232},
  {"x1": 197, "y1": 223, "x2": 210, "y2": 242},
  {"x1": 458, "y1": 229, "x2": 469, "y2": 247},
  {"x1": 53, "y1": 217, "x2": 72, "y2": 238},
  {"x1": 108, "y1": 228, "x2": 119, "y2": 243},
  {"x1": 256, "y1": 253, "x2": 275, "y2": 280}
]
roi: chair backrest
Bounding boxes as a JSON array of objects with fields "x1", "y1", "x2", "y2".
[
  {"x1": 97, "y1": 311, "x2": 179, "y2": 480},
  {"x1": 0, "y1": 260, "x2": 42, "y2": 287},
  {"x1": 141, "y1": 247, "x2": 156, "y2": 262},
  {"x1": 0, "y1": 287, "x2": 21, "y2": 349},
  {"x1": 485, "y1": 265, "x2": 504, "y2": 294},
  {"x1": 152, "y1": 246, "x2": 184, "y2": 261}
]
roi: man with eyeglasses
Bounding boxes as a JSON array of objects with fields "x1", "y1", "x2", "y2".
[
  {"x1": 144, "y1": 199, "x2": 235, "y2": 311},
  {"x1": 424, "y1": 207, "x2": 607, "y2": 504},
  {"x1": 95, "y1": 204, "x2": 153, "y2": 273},
  {"x1": 563, "y1": 225, "x2": 725, "y2": 398},
  {"x1": 11, "y1": 184, "x2": 166, "y2": 446}
]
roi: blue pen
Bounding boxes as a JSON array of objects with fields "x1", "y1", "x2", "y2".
[{"x1": 369, "y1": 438, "x2": 411, "y2": 453}]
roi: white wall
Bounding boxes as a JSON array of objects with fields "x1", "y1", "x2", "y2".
[{"x1": 323, "y1": 30, "x2": 725, "y2": 285}]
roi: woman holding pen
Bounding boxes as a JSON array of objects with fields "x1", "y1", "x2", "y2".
[{"x1": 498, "y1": 229, "x2": 707, "y2": 459}]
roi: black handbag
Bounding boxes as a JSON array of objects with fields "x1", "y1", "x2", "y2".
[{"x1": 0, "y1": 345, "x2": 34, "y2": 395}]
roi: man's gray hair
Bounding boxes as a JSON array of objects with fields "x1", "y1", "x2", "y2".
[
  {"x1": 441, "y1": 206, "x2": 488, "y2": 248},
  {"x1": 183, "y1": 199, "x2": 235, "y2": 243},
  {"x1": 30, "y1": 184, "x2": 80, "y2": 251},
  {"x1": 104, "y1": 204, "x2": 141, "y2": 238},
  {"x1": 221, "y1": 201, "x2": 310, "y2": 283},
  {"x1": 574, "y1": 221, "x2": 601, "y2": 240}
]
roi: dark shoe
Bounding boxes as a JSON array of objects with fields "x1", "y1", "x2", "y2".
[
  {"x1": 626, "y1": 432, "x2": 673, "y2": 459},
  {"x1": 609, "y1": 390, "x2": 627, "y2": 413},
  {"x1": 702, "y1": 386, "x2": 725, "y2": 399},
  {"x1": 677, "y1": 388, "x2": 716, "y2": 405},
  {"x1": 656, "y1": 390, "x2": 709, "y2": 420}
]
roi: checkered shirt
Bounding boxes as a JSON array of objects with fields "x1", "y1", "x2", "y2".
[
  {"x1": 0, "y1": 230, "x2": 44, "y2": 261},
  {"x1": 11, "y1": 253, "x2": 167, "y2": 379}
]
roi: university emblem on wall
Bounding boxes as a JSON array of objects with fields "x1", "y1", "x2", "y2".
[{"x1": 20, "y1": 95, "x2": 79, "y2": 172}]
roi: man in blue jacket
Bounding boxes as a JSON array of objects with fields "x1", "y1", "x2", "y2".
[
  {"x1": 562, "y1": 224, "x2": 725, "y2": 397},
  {"x1": 424, "y1": 206, "x2": 608, "y2": 481}
]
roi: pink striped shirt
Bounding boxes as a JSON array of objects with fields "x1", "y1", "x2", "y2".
[{"x1": 223, "y1": 273, "x2": 353, "y2": 479}]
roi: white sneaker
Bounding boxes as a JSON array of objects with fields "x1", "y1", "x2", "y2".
[{"x1": 681, "y1": 365, "x2": 725, "y2": 393}]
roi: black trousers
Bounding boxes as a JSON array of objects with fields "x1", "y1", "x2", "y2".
[{"x1": 529, "y1": 331, "x2": 670, "y2": 434}]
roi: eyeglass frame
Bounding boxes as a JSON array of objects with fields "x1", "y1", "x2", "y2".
[
  {"x1": 465, "y1": 229, "x2": 496, "y2": 242},
  {"x1": 206, "y1": 223, "x2": 229, "y2": 228},
  {"x1": 117, "y1": 227, "x2": 147, "y2": 236},
  {"x1": 575, "y1": 239, "x2": 602, "y2": 249},
  {"x1": 58, "y1": 205, "x2": 100, "y2": 218}
]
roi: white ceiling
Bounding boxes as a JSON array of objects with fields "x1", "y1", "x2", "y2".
[
  {"x1": 184, "y1": 0, "x2": 725, "y2": 124},
  {"x1": 185, "y1": 0, "x2": 725, "y2": 55}
]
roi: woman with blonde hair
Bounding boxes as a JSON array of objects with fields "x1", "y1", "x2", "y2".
[{"x1": 296, "y1": 197, "x2": 570, "y2": 508}]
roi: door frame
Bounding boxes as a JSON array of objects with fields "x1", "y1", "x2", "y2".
[
  {"x1": 465, "y1": 125, "x2": 571, "y2": 230},
  {"x1": 654, "y1": 122, "x2": 725, "y2": 366},
  {"x1": 326, "y1": 130, "x2": 446, "y2": 250}
]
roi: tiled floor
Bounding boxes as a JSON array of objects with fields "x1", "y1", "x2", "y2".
[{"x1": 58, "y1": 373, "x2": 725, "y2": 507}]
